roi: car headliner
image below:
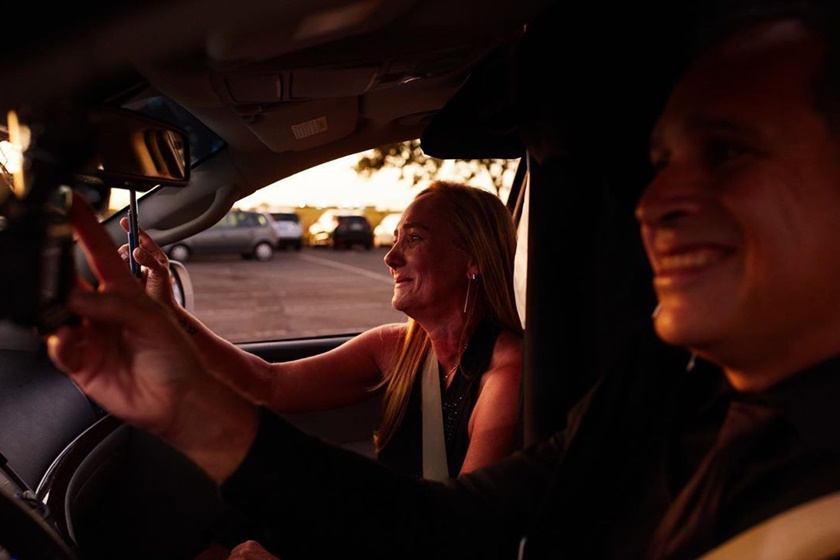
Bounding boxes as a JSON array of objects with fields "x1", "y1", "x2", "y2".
[
  {"x1": 4, "y1": 0, "x2": 703, "y2": 251},
  {"x1": 8, "y1": 0, "x2": 553, "y2": 242}
]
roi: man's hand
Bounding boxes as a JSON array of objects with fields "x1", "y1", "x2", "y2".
[{"x1": 47, "y1": 192, "x2": 259, "y2": 483}]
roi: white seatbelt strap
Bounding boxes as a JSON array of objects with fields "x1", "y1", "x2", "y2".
[
  {"x1": 421, "y1": 347, "x2": 449, "y2": 481},
  {"x1": 698, "y1": 491, "x2": 840, "y2": 559}
]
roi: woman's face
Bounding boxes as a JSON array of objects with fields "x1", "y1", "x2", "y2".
[{"x1": 383, "y1": 193, "x2": 472, "y2": 322}]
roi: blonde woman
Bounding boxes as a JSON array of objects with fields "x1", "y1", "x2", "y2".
[{"x1": 122, "y1": 180, "x2": 523, "y2": 478}]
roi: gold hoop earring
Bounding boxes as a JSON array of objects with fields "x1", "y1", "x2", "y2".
[{"x1": 463, "y1": 274, "x2": 477, "y2": 314}]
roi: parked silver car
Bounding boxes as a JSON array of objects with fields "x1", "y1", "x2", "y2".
[
  {"x1": 164, "y1": 210, "x2": 279, "y2": 262},
  {"x1": 270, "y1": 211, "x2": 304, "y2": 251}
]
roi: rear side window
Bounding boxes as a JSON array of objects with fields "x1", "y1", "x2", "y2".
[
  {"x1": 272, "y1": 213, "x2": 300, "y2": 223},
  {"x1": 212, "y1": 215, "x2": 233, "y2": 229},
  {"x1": 243, "y1": 213, "x2": 269, "y2": 227},
  {"x1": 338, "y1": 216, "x2": 370, "y2": 228}
]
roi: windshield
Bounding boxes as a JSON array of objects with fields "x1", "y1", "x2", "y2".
[
  {"x1": 124, "y1": 95, "x2": 226, "y2": 168},
  {"x1": 97, "y1": 95, "x2": 227, "y2": 220}
]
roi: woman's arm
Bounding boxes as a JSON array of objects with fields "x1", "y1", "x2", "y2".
[
  {"x1": 118, "y1": 220, "x2": 275, "y2": 392},
  {"x1": 224, "y1": 323, "x2": 404, "y2": 412},
  {"x1": 459, "y1": 330, "x2": 523, "y2": 474},
  {"x1": 119, "y1": 221, "x2": 402, "y2": 414}
]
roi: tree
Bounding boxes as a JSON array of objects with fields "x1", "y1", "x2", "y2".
[{"x1": 353, "y1": 139, "x2": 519, "y2": 197}]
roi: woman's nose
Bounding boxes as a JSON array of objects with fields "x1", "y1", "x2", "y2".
[{"x1": 384, "y1": 242, "x2": 401, "y2": 268}]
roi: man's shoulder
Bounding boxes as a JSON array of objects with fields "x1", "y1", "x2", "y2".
[{"x1": 562, "y1": 327, "x2": 712, "y2": 447}]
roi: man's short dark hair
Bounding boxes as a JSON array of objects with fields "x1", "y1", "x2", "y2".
[{"x1": 690, "y1": 1, "x2": 840, "y2": 137}]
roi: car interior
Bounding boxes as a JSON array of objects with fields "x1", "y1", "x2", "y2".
[{"x1": 1, "y1": 0, "x2": 833, "y2": 558}]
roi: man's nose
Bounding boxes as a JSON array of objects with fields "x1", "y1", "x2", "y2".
[{"x1": 635, "y1": 172, "x2": 703, "y2": 227}]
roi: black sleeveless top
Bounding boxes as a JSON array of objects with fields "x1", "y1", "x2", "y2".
[{"x1": 376, "y1": 315, "x2": 502, "y2": 478}]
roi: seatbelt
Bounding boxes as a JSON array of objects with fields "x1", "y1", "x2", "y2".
[
  {"x1": 421, "y1": 347, "x2": 449, "y2": 481},
  {"x1": 698, "y1": 491, "x2": 840, "y2": 559}
]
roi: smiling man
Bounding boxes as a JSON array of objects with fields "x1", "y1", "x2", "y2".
[{"x1": 638, "y1": 16, "x2": 840, "y2": 393}]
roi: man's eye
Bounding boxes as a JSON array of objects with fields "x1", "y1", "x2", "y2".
[
  {"x1": 648, "y1": 144, "x2": 670, "y2": 175},
  {"x1": 650, "y1": 154, "x2": 669, "y2": 174},
  {"x1": 704, "y1": 140, "x2": 749, "y2": 168}
]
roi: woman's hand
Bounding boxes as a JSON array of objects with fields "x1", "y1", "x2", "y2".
[{"x1": 118, "y1": 217, "x2": 178, "y2": 309}]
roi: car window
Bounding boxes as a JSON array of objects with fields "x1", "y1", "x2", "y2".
[
  {"x1": 240, "y1": 212, "x2": 262, "y2": 227},
  {"x1": 146, "y1": 149, "x2": 519, "y2": 344},
  {"x1": 213, "y1": 215, "x2": 232, "y2": 229},
  {"x1": 272, "y1": 213, "x2": 300, "y2": 223}
]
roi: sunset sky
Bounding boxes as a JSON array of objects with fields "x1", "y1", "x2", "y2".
[
  {"x1": 236, "y1": 153, "x2": 420, "y2": 211},
  {"x1": 110, "y1": 151, "x2": 517, "y2": 213}
]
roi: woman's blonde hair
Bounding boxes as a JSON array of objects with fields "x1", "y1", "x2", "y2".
[{"x1": 373, "y1": 180, "x2": 522, "y2": 452}]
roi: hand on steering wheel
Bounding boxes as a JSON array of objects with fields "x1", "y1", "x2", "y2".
[{"x1": 118, "y1": 217, "x2": 178, "y2": 309}]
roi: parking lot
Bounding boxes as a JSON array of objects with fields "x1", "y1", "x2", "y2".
[{"x1": 182, "y1": 246, "x2": 404, "y2": 342}]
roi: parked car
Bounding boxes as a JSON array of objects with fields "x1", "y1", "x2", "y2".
[
  {"x1": 308, "y1": 210, "x2": 374, "y2": 250},
  {"x1": 164, "y1": 209, "x2": 279, "y2": 262},
  {"x1": 269, "y1": 211, "x2": 303, "y2": 251},
  {"x1": 373, "y1": 212, "x2": 402, "y2": 248}
]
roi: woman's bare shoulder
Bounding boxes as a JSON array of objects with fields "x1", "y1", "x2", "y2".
[
  {"x1": 475, "y1": 328, "x2": 523, "y2": 408},
  {"x1": 361, "y1": 322, "x2": 407, "y2": 343},
  {"x1": 495, "y1": 328, "x2": 524, "y2": 359},
  {"x1": 478, "y1": 328, "x2": 522, "y2": 382},
  {"x1": 351, "y1": 323, "x2": 407, "y2": 363}
]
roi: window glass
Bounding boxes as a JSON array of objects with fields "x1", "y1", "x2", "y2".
[{"x1": 158, "y1": 148, "x2": 518, "y2": 344}]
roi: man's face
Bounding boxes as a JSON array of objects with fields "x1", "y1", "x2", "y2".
[{"x1": 636, "y1": 20, "x2": 840, "y2": 385}]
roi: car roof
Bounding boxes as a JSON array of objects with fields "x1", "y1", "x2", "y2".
[
  {"x1": 378, "y1": 213, "x2": 402, "y2": 223},
  {"x1": 319, "y1": 208, "x2": 366, "y2": 217}
]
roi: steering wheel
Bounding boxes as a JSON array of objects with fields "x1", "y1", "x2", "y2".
[{"x1": 0, "y1": 483, "x2": 78, "y2": 560}]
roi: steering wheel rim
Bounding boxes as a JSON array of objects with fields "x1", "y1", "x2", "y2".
[{"x1": 0, "y1": 483, "x2": 78, "y2": 560}]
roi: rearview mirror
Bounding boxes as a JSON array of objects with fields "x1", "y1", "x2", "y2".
[
  {"x1": 0, "y1": 105, "x2": 191, "y2": 332},
  {"x1": 83, "y1": 107, "x2": 190, "y2": 190}
]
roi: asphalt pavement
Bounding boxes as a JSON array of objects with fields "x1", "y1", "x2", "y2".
[{"x1": 182, "y1": 246, "x2": 403, "y2": 342}]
